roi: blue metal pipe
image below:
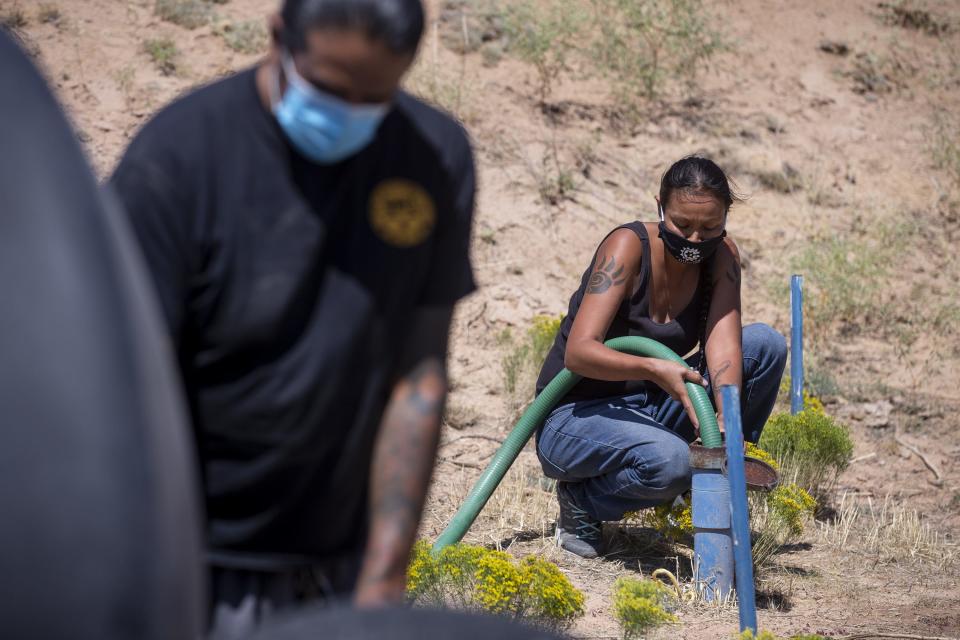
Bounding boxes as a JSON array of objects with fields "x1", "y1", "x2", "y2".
[
  {"x1": 790, "y1": 274, "x2": 804, "y2": 415},
  {"x1": 691, "y1": 468, "x2": 732, "y2": 601},
  {"x1": 722, "y1": 385, "x2": 758, "y2": 633}
]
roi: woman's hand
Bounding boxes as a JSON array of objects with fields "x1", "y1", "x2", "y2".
[{"x1": 648, "y1": 360, "x2": 707, "y2": 432}]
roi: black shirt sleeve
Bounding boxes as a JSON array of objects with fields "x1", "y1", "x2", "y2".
[
  {"x1": 108, "y1": 140, "x2": 195, "y2": 342},
  {"x1": 417, "y1": 127, "x2": 477, "y2": 306}
]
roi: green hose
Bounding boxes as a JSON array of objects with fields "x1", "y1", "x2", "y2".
[{"x1": 432, "y1": 336, "x2": 721, "y2": 553}]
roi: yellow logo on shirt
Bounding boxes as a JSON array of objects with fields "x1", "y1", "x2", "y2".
[{"x1": 368, "y1": 179, "x2": 436, "y2": 248}]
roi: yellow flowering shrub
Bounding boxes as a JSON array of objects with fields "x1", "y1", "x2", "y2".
[
  {"x1": 745, "y1": 442, "x2": 779, "y2": 471},
  {"x1": 612, "y1": 576, "x2": 677, "y2": 638},
  {"x1": 767, "y1": 484, "x2": 817, "y2": 536},
  {"x1": 475, "y1": 549, "x2": 527, "y2": 614},
  {"x1": 760, "y1": 407, "x2": 853, "y2": 500},
  {"x1": 406, "y1": 542, "x2": 584, "y2": 630},
  {"x1": 639, "y1": 499, "x2": 693, "y2": 543},
  {"x1": 521, "y1": 556, "x2": 586, "y2": 623}
]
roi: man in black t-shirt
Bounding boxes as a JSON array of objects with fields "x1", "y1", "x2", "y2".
[{"x1": 109, "y1": 0, "x2": 475, "y2": 634}]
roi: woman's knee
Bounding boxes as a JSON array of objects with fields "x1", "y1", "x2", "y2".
[
  {"x1": 641, "y1": 438, "x2": 691, "y2": 492},
  {"x1": 743, "y1": 323, "x2": 787, "y2": 370}
]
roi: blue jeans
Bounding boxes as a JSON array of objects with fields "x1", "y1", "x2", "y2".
[{"x1": 536, "y1": 323, "x2": 787, "y2": 522}]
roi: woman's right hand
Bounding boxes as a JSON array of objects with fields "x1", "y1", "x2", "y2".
[{"x1": 648, "y1": 359, "x2": 708, "y2": 432}]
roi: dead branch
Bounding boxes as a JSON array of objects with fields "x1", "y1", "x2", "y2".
[
  {"x1": 441, "y1": 434, "x2": 504, "y2": 447},
  {"x1": 894, "y1": 432, "x2": 944, "y2": 485}
]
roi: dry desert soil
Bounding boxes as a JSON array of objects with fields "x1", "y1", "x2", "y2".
[{"x1": 4, "y1": 0, "x2": 959, "y2": 637}]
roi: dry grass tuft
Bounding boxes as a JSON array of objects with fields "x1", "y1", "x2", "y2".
[
  {"x1": 155, "y1": 0, "x2": 212, "y2": 30},
  {"x1": 1, "y1": 5, "x2": 28, "y2": 29},
  {"x1": 218, "y1": 19, "x2": 267, "y2": 54},
  {"x1": 37, "y1": 3, "x2": 61, "y2": 25},
  {"x1": 477, "y1": 453, "x2": 557, "y2": 550},
  {"x1": 818, "y1": 493, "x2": 957, "y2": 567},
  {"x1": 143, "y1": 37, "x2": 180, "y2": 76}
]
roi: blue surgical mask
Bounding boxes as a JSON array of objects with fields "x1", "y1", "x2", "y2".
[{"x1": 272, "y1": 54, "x2": 390, "y2": 164}]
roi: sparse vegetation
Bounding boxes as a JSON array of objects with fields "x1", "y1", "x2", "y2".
[
  {"x1": 751, "y1": 162, "x2": 804, "y2": 194},
  {"x1": 590, "y1": 0, "x2": 725, "y2": 108},
  {"x1": 407, "y1": 541, "x2": 585, "y2": 630},
  {"x1": 143, "y1": 38, "x2": 180, "y2": 76},
  {"x1": 218, "y1": 19, "x2": 267, "y2": 54},
  {"x1": 405, "y1": 47, "x2": 474, "y2": 123},
  {"x1": 502, "y1": 0, "x2": 585, "y2": 104},
  {"x1": 819, "y1": 493, "x2": 957, "y2": 566},
  {"x1": 499, "y1": 315, "x2": 562, "y2": 413},
  {"x1": 37, "y1": 4, "x2": 61, "y2": 25},
  {"x1": 112, "y1": 65, "x2": 136, "y2": 102},
  {"x1": 877, "y1": 1, "x2": 951, "y2": 36},
  {"x1": 155, "y1": 0, "x2": 212, "y2": 30},
  {"x1": 612, "y1": 576, "x2": 678, "y2": 638},
  {"x1": 847, "y1": 48, "x2": 914, "y2": 95},
  {"x1": 1, "y1": 6, "x2": 27, "y2": 29},
  {"x1": 785, "y1": 230, "x2": 892, "y2": 336},
  {"x1": 930, "y1": 111, "x2": 960, "y2": 188}
]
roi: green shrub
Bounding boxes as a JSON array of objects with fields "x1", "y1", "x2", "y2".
[
  {"x1": 589, "y1": 0, "x2": 725, "y2": 108},
  {"x1": 759, "y1": 408, "x2": 853, "y2": 501},
  {"x1": 499, "y1": 314, "x2": 562, "y2": 413},
  {"x1": 407, "y1": 542, "x2": 584, "y2": 630},
  {"x1": 502, "y1": 0, "x2": 586, "y2": 103},
  {"x1": 612, "y1": 576, "x2": 677, "y2": 638}
]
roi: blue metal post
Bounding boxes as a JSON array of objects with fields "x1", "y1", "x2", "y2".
[
  {"x1": 691, "y1": 468, "x2": 733, "y2": 601},
  {"x1": 722, "y1": 385, "x2": 758, "y2": 634},
  {"x1": 790, "y1": 275, "x2": 804, "y2": 415}
]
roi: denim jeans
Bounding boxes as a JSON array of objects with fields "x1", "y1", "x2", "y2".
[{"x1": 536, "y1": 323, "x2": 787, "y2": 522}]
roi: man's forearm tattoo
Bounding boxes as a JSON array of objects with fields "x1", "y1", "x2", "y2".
[
  {"x1": 586, "y1": 253, "x2": 626, "y2": 294},
  {"x1": 361, "y1": 359, "x2": 445, "y2": 585}
]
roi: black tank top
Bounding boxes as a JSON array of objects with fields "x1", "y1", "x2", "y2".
[{"x1": 536, "y1": 222, "x2": 707, "y2": 402}]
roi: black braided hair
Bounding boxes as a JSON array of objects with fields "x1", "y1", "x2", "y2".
[
  {"x1": 657, "y1": 155, "x2": 741, "y2": 377},
  {"x1": 696, "y1": 255, "x2": 715, "y2": 376}
]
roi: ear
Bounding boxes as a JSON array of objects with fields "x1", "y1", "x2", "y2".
[{"x1": 268, "y1": 13, "x2": 285, "y2": 52}]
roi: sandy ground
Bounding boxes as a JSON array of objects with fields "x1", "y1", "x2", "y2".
[{"x1": 4, "y1": 0, "x2": 959, "y2": 637}]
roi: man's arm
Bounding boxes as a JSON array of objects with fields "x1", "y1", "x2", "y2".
[{"x1": 353, "y1": 305, "x2": 453, "y2": 607}]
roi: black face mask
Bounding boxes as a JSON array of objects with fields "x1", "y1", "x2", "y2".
[{"x1": 658, "y1": 204, "x2": 726, "y2": 264}]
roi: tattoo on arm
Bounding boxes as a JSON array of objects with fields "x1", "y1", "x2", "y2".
[
  {"x1": 359, "y1": 359, "x2": 446, "y2": 589},
  {"x1": 725, "y1": 261, "x2": 741, "y2": 287},
  {"x1": 711, "y1": 360, "x2": 732, "y2": 386},
  {"x1": 586, "y1": 253, "x2": 627, "y2": 294}
]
